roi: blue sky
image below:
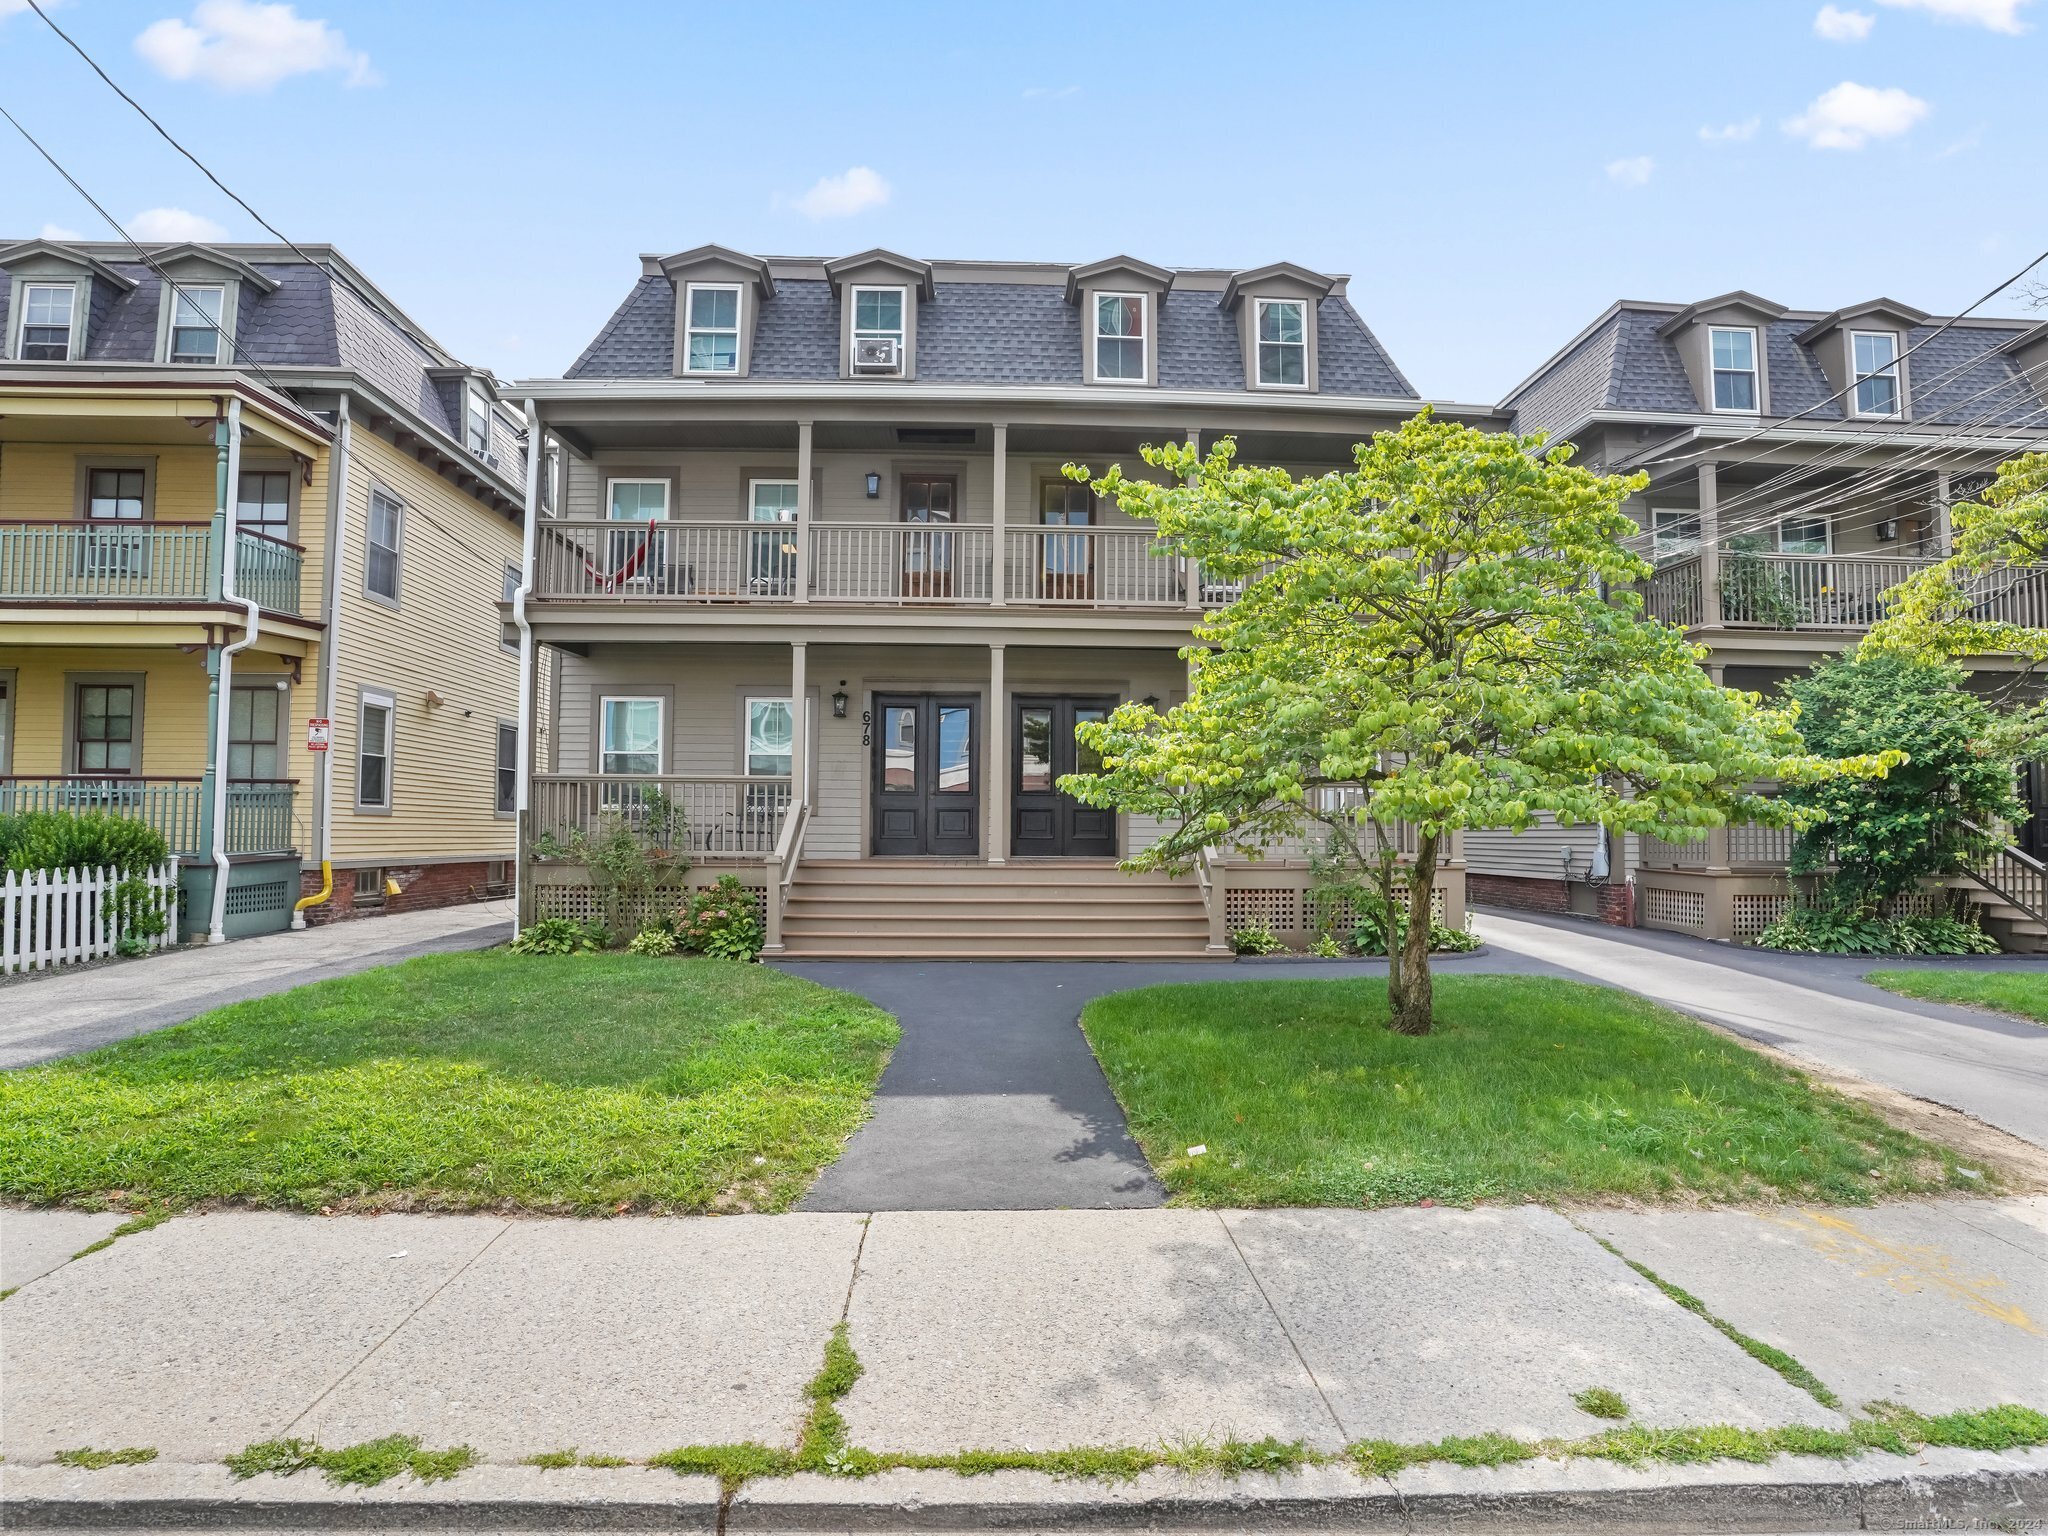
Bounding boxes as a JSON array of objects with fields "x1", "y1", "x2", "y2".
[{"x1": 1, "y1": 0, "x2": 2041, "y2": 402}]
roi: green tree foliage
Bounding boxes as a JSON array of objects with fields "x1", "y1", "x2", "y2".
[
  {"x1": 1865, "y1": 453, "x2": 2048, "y2": 669},
  {"x1": 1781, "y1": 652, "x2": 2039, "y2": 911},
  {"x1": 1058, "y1": 413, "x2": 1891, "y2": 1035}
]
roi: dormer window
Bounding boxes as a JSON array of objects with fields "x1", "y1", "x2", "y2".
[
  {"x1": 19, "y1": 283, "x2": 76, "y2": 360},
  {"x1": 466, "y1": 386, "x2": 492, "y2": 455},
  {"x1": 1851, "y1": 331, "x2": 1900, "y2": 416},
  {"x1": 1709, "y1": 326, "x2": 1758, "y2": 412},
  {"x1": 684, "y1": 283, "x2": 741, "y2": 374},
  {"x1": 851, "y1": 286, "x2": 905, "y2": 373},
  {"x1": 1094, "y1": 293, "x2": 1146, "y2": 382},
  {"x1": 1255, "y1": 298, "x2": 1308, "y2": 387},
  {"x1": 168, "y1": 285, "x2": 225, "y2": 364}
]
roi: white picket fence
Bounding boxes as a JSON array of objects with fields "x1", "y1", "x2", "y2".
[{"x1": 2, "y1": 860, "x2": 181, "y2": 974}]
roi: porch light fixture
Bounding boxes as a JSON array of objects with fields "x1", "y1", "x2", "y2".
[
  {"x1": 1142, "y1": 694, "x2": 1160, "y2": 709},
  {"x1": 832, "y1": 687, "x2": 849, "y2": 718},
  {"x1": 865, "y1": 472, "x2": 881, "y2": 498}
]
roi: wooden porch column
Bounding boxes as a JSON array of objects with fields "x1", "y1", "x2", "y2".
[
  {"x1": 794, "y1": 419, "x2": 813, "y2": 603},
  {"x1": 1697, "y1": 462, "x2": 1721, "y2": 628},
  {"x1": 1934, "y1": 468, "x2": 1953, "y2": 555},
  {"x1": 986, "y1": 642, "x2": 1007, "y2": 865},
  {"x1": 991, "y1": 422, "x2": 1008, "y2": 606},
  {"x1": 790, "y1": 640, "x2": 809, "y2": 809}
]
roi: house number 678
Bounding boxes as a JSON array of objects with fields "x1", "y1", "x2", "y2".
[{"x1": 861, "y1": 710, "x2": 872, "y2": 748}]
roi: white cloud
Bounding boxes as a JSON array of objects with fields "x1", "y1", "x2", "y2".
[
  {"x1": 135, "y1": 0, "x2": 375, "y2": 91},
  {"x1": 40, "y1": 222, "x2": 86, "y2": 241},
  {"x1": 1783, "y1": 81, "x2": 1930, "y2": 148},
  {"x1": 792, "y1": 166, "x2": 890, "y2": 220},
  {"x1": 1022, "y1": 84, "x2": 1079, "y2": 100},
  {"x1": 1875, "y1": 0, "x2": 2030, "y2": 30},
  {"x1": 1698, "y1": 117, "x2": 1761, "y2": 142},
  {"x1": 1604, "y1": 155, "x2": 1655, "y2": 187},
  {"x1": 128, "y1": 206, "x2": 228, "y2": 241},
  {"x1": 1814, "y1": 4, "x2": 1877, "y2": 37}
]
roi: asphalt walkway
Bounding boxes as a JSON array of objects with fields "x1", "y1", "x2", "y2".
[{"x1": 0, "y1": 900, "x2": 513, "y2": 1068}]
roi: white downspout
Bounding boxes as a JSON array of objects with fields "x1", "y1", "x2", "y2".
[
  {"x1": 293, "y1": 393, "x2": 350, "y2": 928},
  {"x1": 208, "y1": 398, "x2": 254, "y2": 944},
  {"x1": 511, "y1": 398, "x2": 543, "y2": 942}
]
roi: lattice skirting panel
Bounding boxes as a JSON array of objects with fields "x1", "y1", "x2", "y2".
[
  {"x1": 223, "y1": 878, "x2": 293, "y2": 918},
  {"x1": 1731, "y1": 892, "x2": 1791, "y2": 943},
  {"x1": 531, "y1": 873, "x2": 764, "y2": 933},
  {"x1": 1642, "y1": 886, "x2": 1707, "y2": 933},
  {"x1": 1230, "y1": 884, "x2": 1446, "y2": 939}
]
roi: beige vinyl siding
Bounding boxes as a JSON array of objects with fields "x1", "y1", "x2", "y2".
[
  {"x1": 327, "y1": 429, "x2": 521, "y2": 864},
  {"x1": 553, "y1": 642, "x2": 1185, "y2": 860}
]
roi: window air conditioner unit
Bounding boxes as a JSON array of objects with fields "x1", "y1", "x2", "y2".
[{"x1": 852, "y1": 336, "x2": 902, "y2": 373}]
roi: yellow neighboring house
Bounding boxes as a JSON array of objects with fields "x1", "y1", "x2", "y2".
[{"x1": 0, "y1": 239, "x2": 527, "y2": 937}]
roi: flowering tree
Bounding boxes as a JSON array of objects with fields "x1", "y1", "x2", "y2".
[{"x1": 1060, "y1": 414, "x2": 1890, "y2": 1035}]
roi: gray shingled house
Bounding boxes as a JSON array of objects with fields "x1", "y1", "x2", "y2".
[{"x1": 512, "y1": 247, "x2": 1494, "y2": 957}]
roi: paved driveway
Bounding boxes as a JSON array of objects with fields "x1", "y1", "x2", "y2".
[
  {"x1": 0, "y1": 901, "x2": 513, "y2": 1068},
  {"x1": 1470, "y1": 909, "x2": 2048, "y2": 1150}
]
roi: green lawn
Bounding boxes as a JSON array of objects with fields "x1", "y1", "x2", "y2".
[
  {"x1": 1081, "y1": 975, "x2": 1981, "y2": 1208},
  {"x1": 0, "y1": 954, "x2": 897, "y2": 1215},
  {"x1": 1865, "y1": 968, "x2": 2048, "y2": 1028}
]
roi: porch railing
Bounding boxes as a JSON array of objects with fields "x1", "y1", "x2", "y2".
[
  {"x1": 0, "y1": 775, "x2": 297, "y2": 856},
  {"x1": 1643, "y1": 548, "x2": 2048, "y2": 633},
  {"x1": 811, "y1": 524, "x2": 996, "y2": 603},
  {"x1": 1638, "y1": 822, "x2": 1793, "y2": 871},
  {"x1": 1002, "y1": 527, "x2": 1189, "y2": 607},
  {"x1": 530, "y1": 774, "x2": 793, "y2": 859},
  {"x1": 0, "y1": 521, "x2": 302, "y2": 614}
]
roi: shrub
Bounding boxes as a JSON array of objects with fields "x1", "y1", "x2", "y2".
[
  {"x1": 1351, "y1": 908, "x2": 1480, "y2": 956},
  {"x1": 627, "y1": 924, "x2": 679, "y2": 957},
  {"x1": 536, "y1": 793, "x2": 692, "y2": 938},
  {"x1": 0, "y1": 811, "x2": 168, "y2": 874},
  {"x1": 678, "y1": 876, "x2": 764, "y2": 961},
  {"x1": 509, "y1": 917, "x2": 605, "y2": 956},
  {"x1": 1308, "y1": 931, "x2": 1345, "y2": 958},
  {"x1": 1229, "y1": 923, "x2": 1288, "y2": 956},
  {"x1": 1758, "y1": 901, "x2": 1999, "y2": 956},
  {"x1": 107, "y1": 874, "x2": 173, "y2": 956}
]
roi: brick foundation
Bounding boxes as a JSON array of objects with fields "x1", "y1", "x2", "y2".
[
  {"x1": 1467, "y1": 872, "x2": 1635, "y2": 928},
  {"x1": 297, "y1": 860, "x2": 510, "y2": 924}
]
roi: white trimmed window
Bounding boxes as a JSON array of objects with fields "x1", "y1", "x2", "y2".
[
  {"x1": 684, "y1": 283, "x2": 741, "y2": 374},
  {"x1": 1709, "y1": 327, "x2": 1759, "y2": 412},
  {"x1": 600, "y1": 696, "x2": 663, "y2": 776},
  {"x1": 495, "y1": 722, "x2": 518, "y2": 814},
  {"x1": 365, "y1": 489, "x2": 402, "y2": 602},
  {"x1": 745, "y1": 696, "x2": 794, "y2": 777},
  {"x1": 357, "y1": 690, "x2": 394, "y2": 810},
  {"x1": 1650, "y1": 506, "x2": 1702, "y2": 560},
  {"x1": 1093, "y1": 292, "x2": 1146, "y2": 382},
  {"x1": 20, "y1": 283, "x2": 77, "y2": 360},
  {"x1": 852, "y1": 285, "x2": 905, "y2": 369},
  {"x1": 607, "y1": 479, "x2": 668, "y2": 522},
  {"x1": 1778, "y1": 514, "x2": 1829, "y2": 555},
  {"x1": 169, "y1": 286, "x2": 225, "y2": 364},
  {"x1": 1255, "y1": 298, "x2": 1308, "y2": 387},
  {"x1": 466, "y1": 387, "x2": 492, "y2": 455},
  {"x1": 1851, "y1": 332, "x2": 1901, "y2": 417}
]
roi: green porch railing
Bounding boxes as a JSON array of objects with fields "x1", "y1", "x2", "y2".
[
  {"x1": 234, "y1": 530, "x2": 305, "y2": 615},
  {"x1": 0, "y1": 776, "x2": 298, "y2": 856},
  {"x1": 0, "y1": 522, "x2": 304, "y2": 615}
]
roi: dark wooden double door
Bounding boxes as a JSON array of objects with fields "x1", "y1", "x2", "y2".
[
  {"x1": 871, "y1": 694, "x2": 980, "y2": 856},
  {"x1": 1012, "y1": 695, "x2": 1116, "y2": 858}
]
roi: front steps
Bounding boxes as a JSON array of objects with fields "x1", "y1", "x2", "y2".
[
  {"x1": 1956, "y1": 878, "x2": 2048, "y2": 953},
  {"x1": 778, "y1": 859, "x2": 1221, "y2": 959}
]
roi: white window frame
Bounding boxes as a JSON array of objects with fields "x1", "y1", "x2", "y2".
[
  {"x1": 16, "y1": 281, "x2": 79, "y2": 361},
  {"x1": 356, "y1": 688, "x2": 395, "y2": 812},
  {"x1": 1849, "y1": 330, "x2": 1902, "y2": 419},
  {"x1": 606, "y1": 478, "x2": 670, "y2": 522},
  {"x1": 1253, "y1": 297, "x2": 1309, "y2": 389},
  {"x1": 1777, "y1": 514, "x2": 1831, "y2": 556},
  {"x1": 1649, "y1": 506, "x2": 1702, "y2": 560},
  {"x1": 1708, "y1": 326, "x2": 1760, "y2": 414},
  {"x1": 166, "y1": 284, "x2": 226, "y2": 365},
  {"x1": 1092, "y1": 291, "x2": 1148, "y2": 384},
  {"x1": 682, "y1": 282, "x2": 743, "y2": 375},
  {"x1": 364, "y1": 487, "x2": 403, "y2": 606},
  {"x1": 494, "y1": 721, "x2": 519, "y2": 816},
  {"x1": 599, "y1": 695, "x2": 665, "y2": 777},
  {"x1": 744, "y1": 695, "x2": 796, "y2": 778},
  {"x1": 851, "y1": 283, "x2": 907, "y2": 362},
  {"x1": 466, "y1": 386, "x2": 493, "y2": 455}
]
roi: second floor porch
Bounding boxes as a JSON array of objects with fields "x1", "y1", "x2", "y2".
[
  {"x1": 0, "y1": 520, "x2": 306, "y2": 615},
  {"x1": 1641, "y1": 546, "x2": 2048, "y2": 634}
]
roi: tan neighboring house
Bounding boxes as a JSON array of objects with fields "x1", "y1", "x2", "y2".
[
  {"x1": 1471, "y1": 292, "x2": 2048, "y2": 947},
  {"x1": 0, "y1": 239, "x2": 527, "y2": 936},
  {"x1": 512, "y1": 246, "x2": 1495, "y2": 957}
]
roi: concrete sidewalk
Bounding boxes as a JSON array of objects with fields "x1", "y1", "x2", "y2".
[
  {"x1": 3, "y1": 1198, "x2": 2041, "y2": 1524},
  {"x1": 1472, "y1": 908, "x2": 2048, "y2": 1150},
  {"x1": 0, "y1": 900, "x2": 513, "y2": 1069}
]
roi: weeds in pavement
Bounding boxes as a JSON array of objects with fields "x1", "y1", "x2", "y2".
[
  {"x1": 1573, "y1": 1388, "x2": 1630, "y2": 1420},
  {"x1": 52, "y1": 1447, "x2": 156, "y2": 1470},
  {"x1": 521, "y1": 1448, "x2": 632, "y2": 1470},
  {"x1": 224, "y1": 1434, "x2": 476, "y2": 1487}
]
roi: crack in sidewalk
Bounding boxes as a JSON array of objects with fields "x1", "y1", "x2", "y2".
[{"x1": 1215, "y1": 1210, "x2": 1350, "y2": 1446}]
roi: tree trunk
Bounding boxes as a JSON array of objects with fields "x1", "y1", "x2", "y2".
[{"x1": 1386, "y1": 833, "x2": 1441, "y2": 1036}]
